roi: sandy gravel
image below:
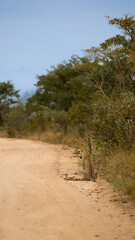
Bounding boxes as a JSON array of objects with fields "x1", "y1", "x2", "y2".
[{"x1": 0, "y1": 138, "x2": 135, "y2": 240}]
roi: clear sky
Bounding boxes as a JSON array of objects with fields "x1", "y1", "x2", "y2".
[{"x1": 0, "y1": 0, "x2": 135, "y2": 94}]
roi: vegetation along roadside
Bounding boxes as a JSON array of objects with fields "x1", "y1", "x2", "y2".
[{"x1": 0, "y1": 15, "x2": 135, "y2": 200}]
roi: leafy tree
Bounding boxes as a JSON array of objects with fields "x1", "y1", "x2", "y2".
[
  {"x1": 101, "y1": 15, "x2": 135, "y2": 52},
  {"x1": 101, "y1": 15, "x2": 135, "y2": 83},
  {"x1": 82, "y1": 15, "x2": 135, "y2": 150},
  {"x1": 0, "y1": 81, "x2": 19, "y2": 126},
  {"x1": 26, "y1": 56, "x2": 88, "y2": 133}
]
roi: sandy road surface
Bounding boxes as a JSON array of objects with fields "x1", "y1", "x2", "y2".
[{"x1": 0, "y1": 138, "x2": 135, "y2": 240}]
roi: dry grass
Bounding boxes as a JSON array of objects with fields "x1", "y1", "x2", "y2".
[
  {"x1": 0, "y1": 130, "x2": 8, "y2": 138},
  {"x1": 102, "y1": 150, "x2": 135, "y2": 199},
  {"x1": 62, "y1": 132, "x2": 82, "y2": 148},
  {"x1": 26, "y1": 126, "x2": 82, "y2": 148},
  {"x1": 26, "y1": 128, "x2": 63, "y2": 144}
]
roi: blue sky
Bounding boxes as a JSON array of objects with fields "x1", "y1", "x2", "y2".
[{"x1": 0, "y1": 0, "x2": 135, "y2": 94}]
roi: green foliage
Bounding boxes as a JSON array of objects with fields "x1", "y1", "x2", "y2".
[
  {"x1": 40, "y1": 106, "x2": 71, "y2": 135},
  {"x1": 29, "y1": 57, "x2": 82, "y2": 111},
  {"x1": 0, "y1": 81, "x2": 19, "y2": 103},
  {"x1": 0, "y1": 81, "x2": 19, "y2": 126},
  {"x1": 6, "y1": 102, "x2": 30, "y2": 137},
  {"x1": 102, "y1": 15, "x2": 135, "y2": 51}
]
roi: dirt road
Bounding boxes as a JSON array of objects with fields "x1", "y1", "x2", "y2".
[{"x1": 0, "y1": 138, "x2": 134, "y2": 240}]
